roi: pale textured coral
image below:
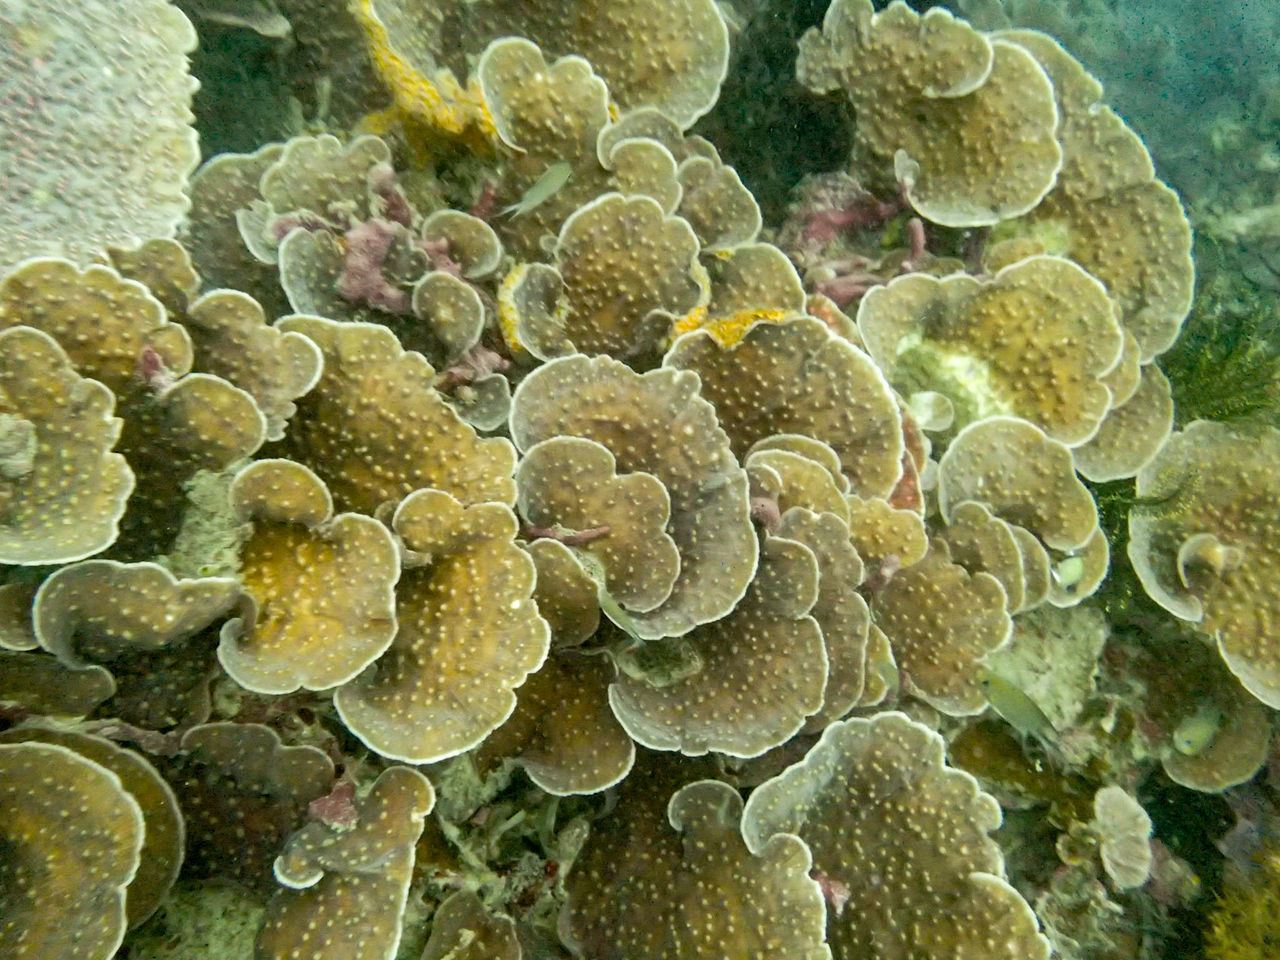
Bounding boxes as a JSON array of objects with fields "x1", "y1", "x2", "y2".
[
  {"x1": 410, "y1": 271, "x2": 486, "y2": 359},
  {"x1": 608, "y1": 136, "x2": 685, "y2": 214},
  {"x1": 939, "y1": 416, "x2": 1099, "y2": 552},
  {"x1": 998, "y1": 31, "x2": 1193, "y2": 361},
  {"x1": 364, "y1": 0, "x2": 727, "y2": 132},
  {"x1": 676, "y1": 150, "x2": 763, "y2": 251},
  {"x1": 1010, "y1": 523, "x2": 1053, "y2": 610},
  {"x1": 566, "y1": 777, "x2": 830, "y2": 959},
  {"x1": 108, "y1": 237, "x2": 201, "y2": 318},
  {"x1": 609, "y1": 535, "x2": 826, "y2": 757},
  {"x1": 0, "y1": 727, "x2": 183, "y2": 928},
  {"x1": 218, "y1": 458, "x2": 399, "y2": 694},
  {"x1": 674, "y1": 242, "x2": 808, "y2": 347},
  {"x1": 857, "y1": 256, "x2": 1124, "y2": 445},
  {"x1": 666, "y1": 317, "x2": 903, "y2": 499},
  {"x1": 511, "y1": 353, "x2": 756, "y2": 639},
  {"x1": 421, "y1": 891, "x2": 520, "y2": 960},
  {"x1": 478, "y1": 39, "x2": 697, "y2": 264},
  {"x1": 1091, "y1": 786, "x2": 1152, "y2": 890},
  {"x1": 497, "y1": 261, "x2": 571, "y2": 361},
  {"x1": 704, "y1": 244, "x2": 806, "y2": 316},
  {"x1": 480, "y1": 38, "x2": 611, "y2": 249},
  {"x1": 517, "y1": 435, "x2": 679, "y2": 613},
  {"x1": 183, "y1": 291, "x2": 323, "y2": 442},
  {"x1": 1128, "y1": 422, "x2": 1280, "y2": 707},
  {"x1": 32, "y1": 560, "x2": 238, "y2": 667},
  {"x1": 0, "y1": 258, "x2": 189, "y2": 400},
  {"x1": 596, "y1": 107, "x2": 761, "y2": 251},
  {"x1": 872, "y1": 539, "x2": 1012, "y2": 715},
  {"x1": 0, "y1": 650, "x2": 116, "y2": 716},
  {"x1": 606, "y1": 137, "x2": 685, "y2": 224},
  {"x1": 1100, "y1": 330, "x2": 1142, "y2": 408},
  {"x1": 742, "y1": 712, "x2": 1051, "y2": 960},
  {"x1": 277, "y1": 316, "x2": 516, "y2": 513},
  {"x1": 278, "y1": 217, "x2": 427, "y2": 323},
  {"x1": 0, "y1": 741, "x2": 144, "y2": 960},
  {"x1": 0, "y1": 327, "x2": 133, "y2": 564},
  {"x1": 420, "y1": 210, "x2": 503, "y2": 280},
  {"x1": 232, "y1": 135, "x2": 437, "y2": 325},
  {"x1": 798, "y1": 0, "x2": 1060, "y2": 227},
  {"x1": 446, "y1": 370, "x2": 513, "y2": 433},
  {"x1": 119, "y1": 369, "x2": 266, "y2": 556},
  {"x1": 0, "y1": 0, "x2": 199, "y2": 267},
  {"x1": 746, "y1": 448, "x2": 851, "y2": 524},
  {"x1": 1072, "y1": 364, "x2": 1173, "y2": 482},
  {"x1": 1045, "y1": 526, "x2": 1108, "y2": 608},
  {"x1": 335, "y1": 488, "x2": 548, "y2": 763},
  {"x1": 259, "y1": 134, "x2": 390, "y2": 228},
  {"x1": 257, "y1": 766, "x2": 434, "y2": 960},
  {"x1": 858, "y1": 623, "x2": 897, "y2": 707},
  {"x1": 748, "y1": 434, "x2": 848, "y2": 490}
]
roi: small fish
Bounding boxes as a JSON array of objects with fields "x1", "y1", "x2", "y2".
[
  {"x1": 597, "y1": 585, "x2": 644, "y2": 644},
  {"x1": 1171, "y1": 703, "x2": 1224, "y2": 756},
  {"x1": 977, "y1": 667, "x2": 1057, "y2": 747},
  {"x1": 1053, "y1": 555, "x2": 1085, "y2": 590},
  {"x1": 501, "y1": 162, "x2": 572, "y2": 218}
]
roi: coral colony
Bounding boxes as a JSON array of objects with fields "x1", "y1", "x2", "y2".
[{"x1": 2, "y1": 1, "x2": 1279, "y2": 958}]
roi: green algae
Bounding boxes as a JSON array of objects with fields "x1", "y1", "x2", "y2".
[{"x1": 1160, "y1": 247, "x2": 1280, "y2": 430}]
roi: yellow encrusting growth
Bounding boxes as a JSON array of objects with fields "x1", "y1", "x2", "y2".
[
  {"x1": 685, "y1": 306, "x2": 792, "y2": 347},
  {"x1": 353, "y1": 0, "x2": 495, "y2": 142}
]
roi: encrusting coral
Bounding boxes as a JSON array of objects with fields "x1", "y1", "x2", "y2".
[{"x1": 0, "y1": 0, "x2": 1257, "y2": 956}]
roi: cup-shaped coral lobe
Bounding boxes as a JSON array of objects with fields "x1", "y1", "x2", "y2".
[
  {"x1": 334, "y1": 488, "x2": 549, "y2": 764},
  {"x1": 0, "y1": 741, "x2": 145, "y2": 960},
  {"x1": 511, "y1": 353, "x2": 756, "y2": 639},
  {"x1": 742, "y1": 712, "x2": 1051, "y2": 960},
  {"x1": 0, "y1": 327, "x2": 134, "y2": 564},
  {"x1": 257, "y1": 766, "x2": 434, "y2": 960},
  {"x1": 218, "y1": 458, "x2": 400, "y2": 694},
  {"x1": 1129, "y1": 422, "x2": 1280, "y2": 708}
]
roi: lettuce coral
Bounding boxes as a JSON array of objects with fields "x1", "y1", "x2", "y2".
[{"x1": 0, "y1": 1, "x2": 1253, "y2": 957}]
